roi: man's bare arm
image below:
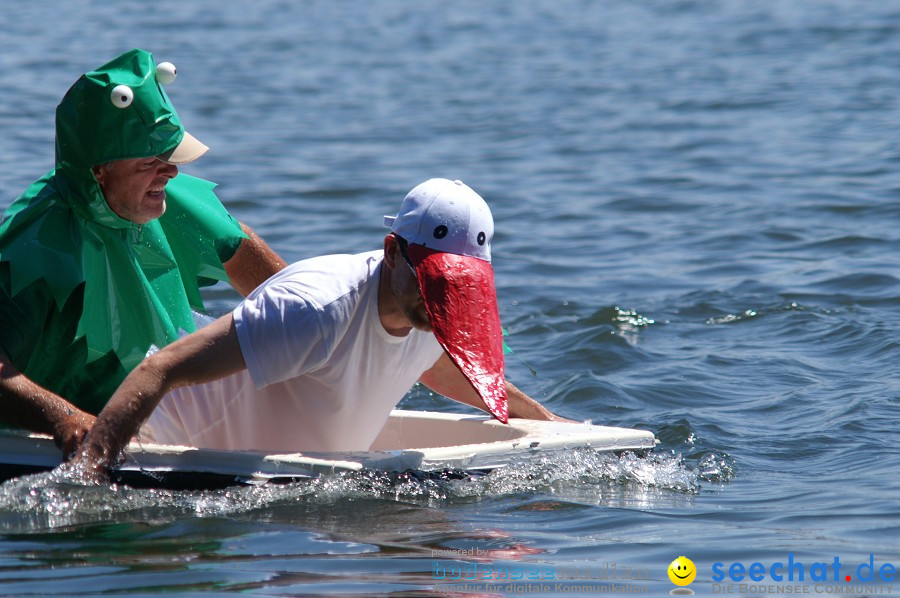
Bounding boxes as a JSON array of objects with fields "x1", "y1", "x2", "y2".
[
  {"x1": 418, "y1": 352, "x2": 567, "y2": 421},
  {"x1": 224, "y1": 223, "x2": 287, "y2": 297},
  {"x1": 74, "y1": 313, "x2": 247, "y2": 476},
  {"x1": 0, "y1": 350, "x2": 96, "y2": 457}
]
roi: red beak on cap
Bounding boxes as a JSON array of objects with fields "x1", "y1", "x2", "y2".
[{"x1": 406, "y1": 244, "x2": 509, "y2": 423}]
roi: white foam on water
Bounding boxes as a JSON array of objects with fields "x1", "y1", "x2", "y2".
[{"x1": 0, "y1": 449, "x2": 729, "y2": 531}]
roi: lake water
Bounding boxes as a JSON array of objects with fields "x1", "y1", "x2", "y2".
[{"x1": 1, "y1": 1, "x2": 899, "y2": 596}]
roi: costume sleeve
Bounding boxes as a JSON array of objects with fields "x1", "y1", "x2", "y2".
[
  {"x1": 157, "y1": 173, "x2": 247, "y2": 291},
  {"x1": 0, "y1": 264, "x2": 50, "y2": 366},
  {"x1": 233, "y1": 281, "x2": 331, "y2": 389}
]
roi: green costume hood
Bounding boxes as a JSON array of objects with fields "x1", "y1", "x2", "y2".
[
  {"x1": 54, "y1": 49, "x2": 188, "y2": 228},
  {"x1": 0, "y1": 49, "x2": 244, "y2": 413}
]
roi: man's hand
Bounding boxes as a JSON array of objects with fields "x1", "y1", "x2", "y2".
[
  {"x1": 540, "y1": 412, "x2": 579, "y2": 424},
  {"x1": 62, "y1": 442, "x2": 112, "y2": 485},
  {"x1": 420, "y1": 352, "x2": 570, "y2": 422},
  {"x1": 53, "y1": 409, "x2": 97, "y2": 459}
]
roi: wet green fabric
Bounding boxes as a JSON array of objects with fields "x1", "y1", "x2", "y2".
[{"x1": 0, "y1": 49, "x2": 245, "y2": 413}]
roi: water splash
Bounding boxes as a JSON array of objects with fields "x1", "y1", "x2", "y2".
[
  {"x1": 707, "y1": 308, "x2": 759, "y2": 324},
  {"x1": 697, "y1": 452, "x2": 736, "y2": 483},
  {"x1": 613, "y1": 307, "x2": 657, "y2": 330},
  {"x1": 705, "y1": 302, "x2": 804, "y2": 325},
  {"x1": 452, "y1": 450, "x2": 698, "y2": 498},
  {"x1": 0, "y1": 449, "x2": 716, "y2": 531},
  {"x1": 612, "y1": 306, "x2": 658, "y2": 347}
]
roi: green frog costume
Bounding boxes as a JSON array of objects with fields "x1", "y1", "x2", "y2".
[{"x1": 0, "y1": 49, "x2": 246, "y2": 415}]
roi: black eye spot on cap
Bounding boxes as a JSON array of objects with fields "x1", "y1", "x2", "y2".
[
  {"x1": 477, "y1": 232, "x2": 486, "y2": 245},
  {"x1": 433, "y1": 225, "x2": 448, "y2": 239}
]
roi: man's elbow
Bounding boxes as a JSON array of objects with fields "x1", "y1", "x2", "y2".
[
  {"x1": 129, "y1": 350, "x2": 177, "y2": 398},
  {"x1": 224, "y1": 225, "x2": 287, "y2": 296}
]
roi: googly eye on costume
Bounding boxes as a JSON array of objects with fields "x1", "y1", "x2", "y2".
[
  {"x1": 155, "y1": 62, "x2": 177, "y2": 85},
  {"x1": 110, "y1": 85, "x2": 134, "y2": 108}
]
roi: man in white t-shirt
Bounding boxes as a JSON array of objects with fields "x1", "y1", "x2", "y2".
[{"x1": 74, "y1": 178, "x2": 564, "y2": 474}]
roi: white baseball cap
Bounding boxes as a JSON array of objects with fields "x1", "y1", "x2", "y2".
[
  {"x1": 384, "y1": 178, "x2": 494, "y2": 263},
  {"x1": 384, "y1": 179, "x2": 508, "y2": 423}
]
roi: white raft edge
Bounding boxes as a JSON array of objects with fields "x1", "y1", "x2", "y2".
[{"x1": 0, "y1": 410, "x2": 657, "y2": 483}]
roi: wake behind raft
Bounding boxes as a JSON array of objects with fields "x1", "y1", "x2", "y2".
[{"x1": 0, "y1": 410, "x2": 657, "y2": 489}]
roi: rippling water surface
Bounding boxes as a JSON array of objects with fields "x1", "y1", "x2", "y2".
[{"x1": 2, "y1": 1, "x2": 900, "y2": 596}]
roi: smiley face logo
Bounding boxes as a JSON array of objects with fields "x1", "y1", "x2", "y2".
[{"x1": 668, "y1": 556, "x2": 696, "y2": 586}]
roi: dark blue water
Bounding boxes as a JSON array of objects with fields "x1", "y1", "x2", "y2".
[{"x1": 2, "y1": 1, "x2": 899, "y2": 595}]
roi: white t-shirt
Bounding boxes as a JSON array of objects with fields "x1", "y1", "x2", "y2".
[{"x1": 142, "y1": 251, "x2": 445, "y2": 452}]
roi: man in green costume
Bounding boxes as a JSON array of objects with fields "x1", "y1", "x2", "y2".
[{"x1": 0, "y1": 49, "x2": 286, "y2": 456}]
